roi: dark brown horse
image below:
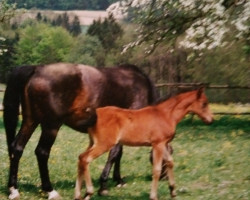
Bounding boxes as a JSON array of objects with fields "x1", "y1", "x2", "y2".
[
  {"x1": 74, "y1": 88, "x2": 213, "y2": 200},
  {"x1": 3, "y1": 63, "x2": 158, "y2": 200}
]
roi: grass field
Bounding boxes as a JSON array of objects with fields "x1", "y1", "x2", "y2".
[{"x1": 0, "y1": 111, "x2": 249, "y2": 200}]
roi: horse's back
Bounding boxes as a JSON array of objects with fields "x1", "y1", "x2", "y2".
[
  {"x1": 20, "y1": 63, "x2": 156, "y2": 131},
  {"x1": 25, "y1": 63, "x2": 103, "y2": 125},
  {"x1": 99, "y1": 64, "x2": 157, "y2": 109}
]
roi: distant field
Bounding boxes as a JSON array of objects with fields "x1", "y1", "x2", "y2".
[{"x1": 12, "y1": 9, "x2": 109, "y2": 25}]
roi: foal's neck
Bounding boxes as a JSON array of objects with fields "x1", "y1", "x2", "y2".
[{"x1": 158, "y1": 92, "x2": 195, "y2": 125}]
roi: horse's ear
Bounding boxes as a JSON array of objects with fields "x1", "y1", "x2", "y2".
[{"x1": 197, "y1": 87, "x2": 204, "y2": 99}]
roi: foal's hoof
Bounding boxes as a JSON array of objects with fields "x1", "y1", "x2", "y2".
[
  {"x1": 9, "y1": 187, "x2": 20, "y2": 200},
  {"x1": 48, "y1": 190, "x2": 61, "y2": 200},
  {"x1": 171, "y1": 191, "x2": 177, "y2": 198}
]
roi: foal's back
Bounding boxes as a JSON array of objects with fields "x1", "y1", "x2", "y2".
[{"x1": 90, "y1": 105, "x2": 172, "y2": 147}]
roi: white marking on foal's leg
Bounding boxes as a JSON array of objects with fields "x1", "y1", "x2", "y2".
[
  {"x1": 48, "y1": 190, "x2": 61, "y2": 200},
  {"x1": 74, "y1": 178, "x2": 82, "y2": 200},
  {"x1": 9, "y1": 187, "x2": 20, "y2": 200}
]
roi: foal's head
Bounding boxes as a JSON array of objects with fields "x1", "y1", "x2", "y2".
[{"x1": 188, "y1": 88, "x2": 213, "y2": 124}]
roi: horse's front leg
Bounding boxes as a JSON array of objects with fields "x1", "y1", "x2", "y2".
[
  {"x1": 98, "y1": 144, "x2": 124, "y2": 195},
  {"x1": 163, "y1": 146, "x2": 176, "y2": 198},
  {"x1": 150, "y1": 143, "x2": 165, "y2": 200},
  {"x1": 8, "y1": 122, "x2": 38, "y2": 200},
  {"x1": 35, "y1": 124, "x2": 61, "y2": 200}
]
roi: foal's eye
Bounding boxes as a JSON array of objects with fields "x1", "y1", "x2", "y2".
[{"x1": 202, "y1": 102, "x2": 207, "y2": 108}]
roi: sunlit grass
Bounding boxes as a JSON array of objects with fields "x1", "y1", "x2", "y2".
[
  {"x1": 210, "y1": 103, "x2": 250, "y2": 113},
  {"x1": 0, "y1": 113, "x2": 249, "y2": 200}
]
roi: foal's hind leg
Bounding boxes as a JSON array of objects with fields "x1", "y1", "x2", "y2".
[
  {"x1": 75, "y1": 145, "x2": 110, "y2": 200},
  {"x1": 8, "y1": 121, "x2": 38, "y2": 200},
  {"x1": 35, "y1": 123, "x2": 61, "y2": 200},
  {"x1": 98, "y1": 144, "x2": 124, "y2": 195}
]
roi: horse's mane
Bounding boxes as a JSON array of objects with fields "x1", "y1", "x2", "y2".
[{"x1": 117, "y1": 64, "x2": 159, "y2": 104}]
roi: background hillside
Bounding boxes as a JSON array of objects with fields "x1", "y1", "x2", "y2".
[{"x1": 1, "y1": 0, "x2": 249, "y2": 103}]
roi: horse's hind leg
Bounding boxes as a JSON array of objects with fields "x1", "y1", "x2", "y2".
[
  {"x1": 8, "y1": 121, "x2": 38, "y2": 200},
  {"x1": 113, "y1": 144, "x2": 124, "y2": 186},
  {"x1": 35, "y1": 123, "x2": 61, "y2": 200},
  {"x1": 98, "y1": 144, "x2": 124, "y2": 195}
]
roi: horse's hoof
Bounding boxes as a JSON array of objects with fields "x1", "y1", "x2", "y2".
[
  {"x1": 9, "y1": 187, "x2": 20, "y2": 200},
  {"x1": 117, "y1": 183, "x2": 127, "y2": 188},
  {"x1": 48, "y1": 190, "x2": 61, "y2": 200},
  {"x1": 116, "y1": 178, "x2": 126, "y2": 188},
  {"x1": 98, "y1": 189, "x2": 109, "y2": 196}
]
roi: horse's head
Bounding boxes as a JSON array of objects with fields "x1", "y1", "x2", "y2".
[{"x1": 188, "y1": 88, "x2": 213, "y2": 124}]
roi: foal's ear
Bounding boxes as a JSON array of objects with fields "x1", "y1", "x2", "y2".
[{"x1": 197, "y1": 87, "x2": 204, "y2": 99}]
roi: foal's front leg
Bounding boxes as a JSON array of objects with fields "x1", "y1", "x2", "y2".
[
  {"x1": 150, "y1": 143, "x2": 165, "y2": 200},
  {"x1": 163, "y1": 147, "x2": 176, "y2": 198}
]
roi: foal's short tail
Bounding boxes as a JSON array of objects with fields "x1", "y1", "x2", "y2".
[{"x1": 3, "y1": 65, "x2": 37, "y2": 157}]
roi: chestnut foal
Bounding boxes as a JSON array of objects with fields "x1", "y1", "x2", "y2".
[{"x1": 74, "y1": 88, "x2": 213, "y2": 200}]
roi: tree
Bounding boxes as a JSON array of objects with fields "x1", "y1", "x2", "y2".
[
  {"x1": 70, "y1": 16, "x2": 81, "y2": 37},
  {"x1": 65, "y1": 35, "x2": 105, "y2": 66},
  {"x1": 104, "y1": 0, "x2": 250, "y2": 102},
  {"x1": 0, "y1": 0, "x2": 16, "y2": 55},
  {"x1": 87, "y1": 14, "x2": 123, "y2": 52},
  {"x1": 14, "y1": 23, "x2": 74, "y2": 65},
  {"x1": 0, "y1": 0, "x2": 17, "y2": 82},
  {"x1": 116, "y1": 0, "x2": 249, "y2": 53},
  {"x1": 36, "y1": 12, "x2": 42, "y2": 21}
]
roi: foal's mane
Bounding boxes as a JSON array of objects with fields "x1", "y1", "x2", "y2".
[{"x1": 153, "y1": 88, "x2": 200, "y2": 106}]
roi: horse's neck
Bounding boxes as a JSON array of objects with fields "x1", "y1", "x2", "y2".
[{"x1": 158, "y1": 92, "x2": 195, "y2": 125}]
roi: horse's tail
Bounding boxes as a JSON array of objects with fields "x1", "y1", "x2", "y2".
[{"x1": 3, "y1": 65, "x2": 37, "y2": 157}]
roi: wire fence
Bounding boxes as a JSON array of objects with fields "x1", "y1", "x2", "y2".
[
  {"x1": 0, "y1": 83, "x2": 249, "y2": 115},
  {"x1": 156, "y1": 83, "x2": 250, "y2": 115}
]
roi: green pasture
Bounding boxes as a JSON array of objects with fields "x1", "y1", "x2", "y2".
[{"x1": 0, "y1": 110, "x2": 249, "y2": 200}]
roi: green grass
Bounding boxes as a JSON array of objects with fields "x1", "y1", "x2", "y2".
[{"x1": 0, "y1": 113, "x2": 249, "y2": 200}]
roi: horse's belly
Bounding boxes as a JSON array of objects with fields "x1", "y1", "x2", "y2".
[{"x1": 64, "y1": 110, "x2": 97, "y2": 133}]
